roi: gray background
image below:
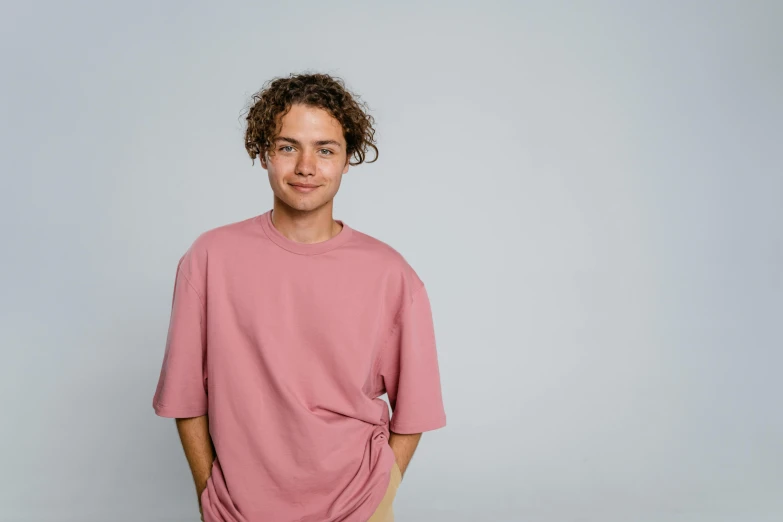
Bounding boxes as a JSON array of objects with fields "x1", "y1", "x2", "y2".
[{"x1": 1, "y1": 1, "x2": 781, "y2": 521}]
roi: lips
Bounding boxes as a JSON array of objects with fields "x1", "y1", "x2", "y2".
[{"x1": 289, "y1": 183, "x2": 320, "y2": 193}]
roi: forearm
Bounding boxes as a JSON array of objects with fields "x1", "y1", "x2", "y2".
[
  {"x1": 175, "y1": 414, "x2": 216, "y2": 512},
  {"x1": 387, "y1": 431, "x2": 421, "y2": 480}
]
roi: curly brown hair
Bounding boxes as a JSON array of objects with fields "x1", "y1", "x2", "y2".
[{"x1": 242, "y1": 72, "x2": 378, "y2": 167}]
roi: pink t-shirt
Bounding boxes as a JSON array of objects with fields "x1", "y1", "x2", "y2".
[{"x1": 152, "y1": 209, "x2": 447, "y2": 522}]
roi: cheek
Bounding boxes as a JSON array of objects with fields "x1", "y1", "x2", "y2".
[
  {"x1": 327, "y1": 162, "x2": 347, "y2": 178},
  {"x1": 266, "y1": 159, "x2": 289, "y2": 178}
]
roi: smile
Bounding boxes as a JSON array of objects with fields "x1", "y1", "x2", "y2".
[{"x1": 289, "y1": 183, "x2": 320, "y2": 193}]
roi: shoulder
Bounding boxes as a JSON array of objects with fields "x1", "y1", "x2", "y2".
[
  {"x1": 348, "y1": 226, "x2": 425, "y2": 301},
  {"x1": 176, "y1": 215, "x2": 257, "y2": 280}
]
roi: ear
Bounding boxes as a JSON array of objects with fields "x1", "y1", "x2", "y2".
[
  {"x1": 342, "y1": 157, "x2": 350, "y2": 175},
  {"x1": 259, "y1": 151, "x2": 268, "y2": 170}
]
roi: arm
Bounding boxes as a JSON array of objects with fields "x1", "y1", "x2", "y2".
[
  {"x1": 388, "y1": 431, "x2": 422, "y2": 481},
  {"x1": 382, "y1": 282, "x2": 446, "y2": 482},
  {"x1": 175, "y1": 414, "x2": 216, "y2": 520}
]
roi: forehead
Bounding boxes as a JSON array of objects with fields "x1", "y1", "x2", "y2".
[{"x1": 277, "y1": 104, "x2": 344, "y2": 139}]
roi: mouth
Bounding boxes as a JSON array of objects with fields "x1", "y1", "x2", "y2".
[{"x1": 289, "y1": 183, "x2": 320, "y2": 193}]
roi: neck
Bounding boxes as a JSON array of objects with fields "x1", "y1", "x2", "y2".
[{"x1": 270, "y1": 199, "x2": 342, "y2": 244}]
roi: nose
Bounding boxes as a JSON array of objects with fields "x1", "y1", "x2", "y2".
[{"x1": 295, "y1": 150, "x2": 317, "y2": 177}]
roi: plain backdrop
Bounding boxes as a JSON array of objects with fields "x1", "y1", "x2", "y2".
[{"x1": 1, "y1": 1, "x2": 781, "y2": 521}]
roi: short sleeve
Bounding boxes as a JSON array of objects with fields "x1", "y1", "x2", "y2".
[
  {"x1": 381, "y1": 283, "x2": 447, "y2": 434},
  {"x1": 152, "y1": 253, "x2": 208, "y2": 418}
]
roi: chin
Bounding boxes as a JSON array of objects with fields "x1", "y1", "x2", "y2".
[{"x1": 281, "y1": 195, "x2": 324, "y2": 212}]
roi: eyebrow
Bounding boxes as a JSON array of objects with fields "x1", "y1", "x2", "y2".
[{"x1": 274, "y1": 136, "x2": 342, "y2": 149}]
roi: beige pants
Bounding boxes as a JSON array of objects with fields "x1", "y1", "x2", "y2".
[{"x1": 367, "y1": 460, "x2": 402, "y2": 522}]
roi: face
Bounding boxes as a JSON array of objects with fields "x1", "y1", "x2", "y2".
[{"x1": 260, "y1": 103, "x2": 350, "y2": 213}]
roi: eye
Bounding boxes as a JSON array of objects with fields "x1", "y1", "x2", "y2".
[
  {"x1": 319, "y1": 149, "x2": 333, "y2": 155},
  {"x1": 280, "y1": 145, "x2": 294, "y2": 152}
]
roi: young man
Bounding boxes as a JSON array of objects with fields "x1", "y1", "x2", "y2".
[{"x1": 152, "y1": 73, "x2": 447, "y2": 522}]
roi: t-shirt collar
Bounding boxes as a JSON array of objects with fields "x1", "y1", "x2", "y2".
[{"x1": 257, "y1": 209, "x2": 353, "y2": 255}]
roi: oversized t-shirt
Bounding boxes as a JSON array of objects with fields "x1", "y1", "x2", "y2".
[{"x1": 152, "y1": 209, "x2": 447, "y2": 522}]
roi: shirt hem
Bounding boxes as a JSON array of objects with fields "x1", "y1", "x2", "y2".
[
  {"x1": 389, "y1": 415, "x2": 447, "y2": 434},
  {"x1": 350, "y1": 446, "x2": 396, "y2": 522},
  {"x1": 153, "y1": 402, "x2": 207, "y2": 418}
]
